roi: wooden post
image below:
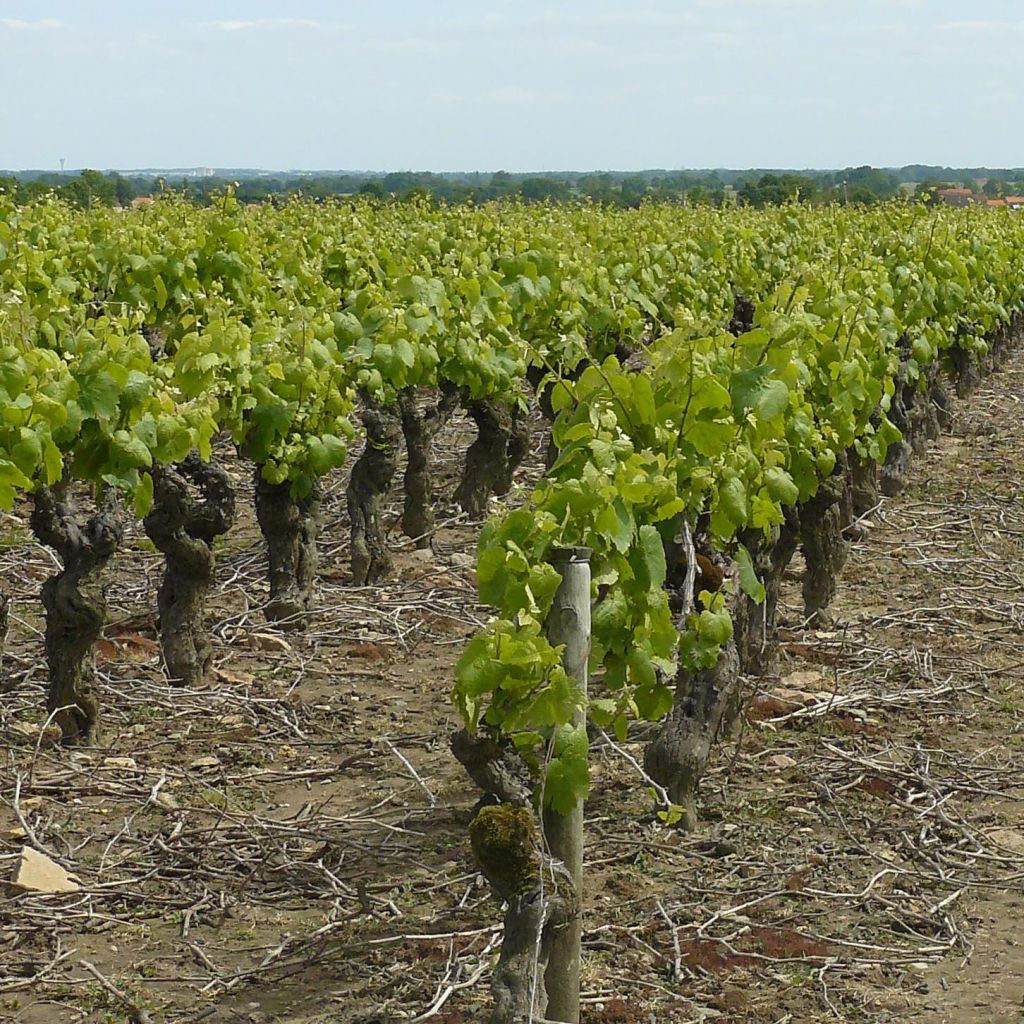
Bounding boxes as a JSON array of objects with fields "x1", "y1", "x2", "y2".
[{"x1": 542, "y1": 546, "x2": 591, "y2": 1023}]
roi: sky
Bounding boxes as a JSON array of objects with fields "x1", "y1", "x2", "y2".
[{"x1": 1, "y1": 0, "x2": 1022, "y2": 172}]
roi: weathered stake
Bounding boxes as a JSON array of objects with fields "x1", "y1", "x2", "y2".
[{"x1": 542, "y1": 546, "x2": 591, "y2": 1023}]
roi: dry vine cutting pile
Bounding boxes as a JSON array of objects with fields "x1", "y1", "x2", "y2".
[{"x1": 2, "y1": 352, "x2": 1024, "y2": 1024}]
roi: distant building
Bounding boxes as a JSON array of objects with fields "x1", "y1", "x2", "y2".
[
  {"x1": 936, "y1": 187, "x2": 975, "y2": 208},
  {"x1": 986, "y1": 198, "x2": 1007, "y2": 208},
  {"x1": 1006, "y1": 196, "x2": 1024, "y2": 211},
  {"x1": 131, "y1": 196, "x2": 154, "y2": 208}
]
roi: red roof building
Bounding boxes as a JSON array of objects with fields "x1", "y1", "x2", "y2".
[{"x1": 936, "y1": 187, "x2": 975, "y2": 207}]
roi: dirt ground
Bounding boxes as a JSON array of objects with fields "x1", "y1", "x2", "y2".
[{"x1": 3, "y1": 350, "x2": 1024, "y2": 1024}]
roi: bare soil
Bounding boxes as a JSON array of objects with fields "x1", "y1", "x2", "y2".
[{"x1": 3, "y1": 353, "x2": 1024, "y2": 1023}]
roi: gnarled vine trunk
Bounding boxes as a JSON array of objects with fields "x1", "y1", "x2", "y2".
[
  {"x1": 451, "y1": 728, "x2": 533, "y2": 807},
  {"x1": 728, "y1": 292, "x2": 756, "y2": 336},
  {"x1": 646, "y1": 537, "x2": 745, "y2": 827},
  {"x1": 644, "y1": 631, "x2": 741, "y2": 828},
  {"x1": 505, "y1": 405, "x2": 531, "y2": 490},
  {"x1": 881, "y1": 364, "x2": 913, "y2": 497},
  {"x1": 347, "y1": 396, "x2": 403, "y2": 585},
  {"x1": 764, "y1": 508, "x2": 802, "y2": 652},
  {"x1": 398, "y1": 383, "x2": 459, "y2": 547},
  {"x1": 453, "y1": 398, "x2": 529, "y2": 516},
  {"x1": 470, "y1": 805, "x2": 578, "y2": 1024},
  {"x1": 731, "y1": 527, "x2": 775, "y2": 677},
  {"x1": 917, "y1": 362, "x2": 947, "y2": 441},
  {"x1": 905, "y1": 386, "x2": 930, "y2": 456},
  {"x1": 254, "y1": 471, "x2": 320, "y2": 625},
  {"x1": 987, "y1": 317, "x2": 1020, "y2": 370},
  {"x1": 739, "y1": 509, "x2": 801, "y2": 677},
  {"x1": 30, "y1": 485, "x2": 122, "y2": 745},
  {"x1": 799, "y1": 474, "x2": 849, "y2": 626},
  {"x1": 0, "y1": 590, "x2": 9, "y2": 683},
  {"x1": 932, "y1": 373, "x2": 954, "y2": 432},
  {"x1": 145, "y1": 455, "x2": 235, "y2": 685},
  {"x1": 848, "y1": 447, "x2": 880, "y2": 520},
  {"x1": 527, "y1": 364, "x2": 583, "y2": 471},
  {"x1": 883, "y1": 348, "x2": 955, "y2": 495},
  {"x1": 950, "y1": 343, "x2": 981, "y2": 398}
]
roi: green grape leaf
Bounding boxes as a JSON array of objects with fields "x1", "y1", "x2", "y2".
[
  {"x1": 731, "y1": 366, "x2": 789, "y2": 420},
  {"x1": 543, "y1": 723, "x2": 589, "y2": 815},
  {"x1": 121, "y1": 370, "x2": 152, "y2": 410},
  {"x1": 734, "y1": 543, "x2": 766, "y2": 604},
  {"x1": 627, "y1": 646, "x2": 657, "y2": 689},
  {"x1": 716, "y1": 474, "x2": 748, "y2": 530},
  {"x1": 78, "y1": 371, "x2": 121, "y2": 422},
  {"x1": 632, "y1": 524, "x2": 667, "y2": 589},
  {"x1": 594, "y1": 499, "x2": 634, "y2": 553},
  {"x1": 111, "y1": 429, "x2": 153, "y2": 469},
  {"x1": 688, "y1": 417, "x2": 734, "y2": 457},
  {"x1": 43, "y1": 440, "x2": 63, "y2": 485},
  {"x1": 634, "y1": 678, "x2": 674, "y2": 721},
  {"x1": 134, "y1": 471, "x2": 155, "y2": 517},
  {"x1": 11, "y1": 428, "x2": 42, "y2": 477},
  {"x1": 764, "y1": 466, "x2": 799, "y2": 505}
]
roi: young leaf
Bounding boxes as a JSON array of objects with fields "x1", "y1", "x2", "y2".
[{"x1": 734, "y1": 543, "x2": 766, "y2": 604}]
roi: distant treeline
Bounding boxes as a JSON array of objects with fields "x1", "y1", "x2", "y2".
[{"x1": 4, "y1": 165, "x2": 1024, "y2": 209}]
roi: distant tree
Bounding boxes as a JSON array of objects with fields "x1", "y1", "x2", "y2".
[
  {"x1": 840, "y1": 165, "x2": 900, "y2": 199},
  {"x1": 739, "y1": 173, "x2": 818, "y2": 207},
  {"x1": 845, "y1": 184, "x2": 880, "y2": 205},
  {"x1": 383, "y1": 172, "x2": 418, "y2": 195},
  {"x1": 400, "y1": 187, "x2": 432, "y2": 204},
  {"x1": 59, "y1": 169, "x2": 117, "y2": 209},
  {"x1": 914, "y1": 181, "x2": 946, "y2": 206},
  {"x1": 519, "y1": 177, "x2": 569, "y2": 203},
  {"x1": 114, "y1": 175, "x2": 136, "y2": 207},
  {"x1": 620, "y1": 177, "x2": 648, "y2": 207},
  {"x1": 19, "y1": 180, "x2": 51, "y2": 202},
  {"x1": 685, "y1": 184, "x2": 715, "y2": 205},
  {"x1": 578, "y1": 173, "x2": 616, "y2": 204}
]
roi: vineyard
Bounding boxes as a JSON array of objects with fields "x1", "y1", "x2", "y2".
[{"x1": 1, "y1": 194, "x2": 1024, "y2": 1022}]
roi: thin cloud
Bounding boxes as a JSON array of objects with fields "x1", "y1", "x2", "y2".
[
  {"x1": 0, "y1": 18, "x2": 64, "y2": 31},
  {"x1": 485, "y1": 87, "x2": 572, "y2": 106},
  {"x1": 204, "y1": 18, "x2": 325, "y2": 33},
  {"x1": 936, "y1": 20, "x2": 1024, "y2": 34},
  {"x1": 694, "y1": 0, "x2": 823, "y2": 8}
]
